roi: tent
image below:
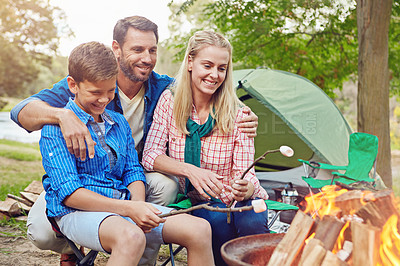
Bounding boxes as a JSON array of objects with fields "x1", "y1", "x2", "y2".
[{"x1": 233, "y1": 68, "x2": 353, "y2": 193}]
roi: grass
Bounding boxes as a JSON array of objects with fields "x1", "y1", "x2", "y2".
[
  {"x1": 0, "y1": 139, "x2": 44, "y2": 201},
  {"x1": 0, "y1": 97, "x2": 22, "y2": 112}
]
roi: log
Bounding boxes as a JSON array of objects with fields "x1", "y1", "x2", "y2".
[
  {"x1": 351, "y1": 221, "x2": 380, "y2": 266},
  {"x1": 336, "y1": 241, "x2": 353, "y2": 262},
  {"x1": 334, "y1": 190, "x2": 367, "y2": 215},
  {"x1": 314, "y1": 215, "x2": 345, "y2": 251},
  {"x1": 0, "y1": 198, "x2": 21, "y2": 216},
  {"x1": 299, "y1": 238, "x2": 326, "y2": 266},
  {"x1": 355, "y1": 189, "x2": 399, "y2": 228},
  {"x1": 23, "y1": 180, "x2": 44, "y2": 195},
  {"x1": 7, "y1": 193, "x2": 33, "y2": 207},
  {"x1": 321, "y1": 251, "x2": 349, "y2": 266},
  {"x1": 19, "y1": 191, "x2": 39, "y2": 204},
  {"x1": 268, "y1": 211, "x2": 314, "y2": 266}
]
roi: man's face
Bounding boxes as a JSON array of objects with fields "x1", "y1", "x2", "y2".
[{"x1": 115, "y1": 28, "x2": 157, "y2": 83}]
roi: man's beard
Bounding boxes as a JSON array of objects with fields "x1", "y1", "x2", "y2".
[{"x1": 119, "y1": 57, "x2": 152, "y2": 83}]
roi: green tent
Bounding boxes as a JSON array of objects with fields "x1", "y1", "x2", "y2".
[{"x1": 234, "y1": 68, "x2": 353, "y2": 173}]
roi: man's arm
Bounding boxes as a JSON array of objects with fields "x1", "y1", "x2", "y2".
[
  {"x1": 10, "y1": 78, "x2": 95, "y2": 160},
  {"x1": 18, "y1": 100, "x2": 95, "y2": 160},
  {"x1": 237, "y1": 106, "x2": 258, "y2": 138}
]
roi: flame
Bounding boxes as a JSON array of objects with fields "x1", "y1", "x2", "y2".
[
  {"x1": 305, "y1": 232, "x2": 315, "y2": 245},
  {"x1": 332, "y1": 221, "x2": 350, "y2": 253},
  {"x1": 304, "y1": 185, "x2": 348, "y2": 219},
  {"x1": 378, "y1": 214, "x2": 400, "y2": 265}
]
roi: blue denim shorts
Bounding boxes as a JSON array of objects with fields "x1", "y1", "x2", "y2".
[{"x1": 55, "y1": 203, "x2": 172, "y2": 253}]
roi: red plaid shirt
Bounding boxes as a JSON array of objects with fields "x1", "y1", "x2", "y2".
[{"x1": 142, "y1": 90, "x2": 268, "y2": 204}]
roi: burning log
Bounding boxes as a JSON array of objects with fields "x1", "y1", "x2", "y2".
[
  {"x1": 355, "y1": 189, "x2": 399, "y2": 228},
  {"x1": 314, "y1": 215, "x2": 345, "y2": 251},
  {"x1": 267, "y1": 211, "x2": 314, "y2": 266},
  {"x1": 265, "y1": 186, "x2": 400, "y2": 266},
  {"x1": 351, "y1": 221, "x2": 381, "y2": 266},
  {"x1": 321, "y1": 251, "x2": 348, "y2": 266},
  {"x1": 299, "y1": 238, "x2": 326, "y2": 266}
]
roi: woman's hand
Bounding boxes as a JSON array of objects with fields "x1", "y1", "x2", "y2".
[
  {"x1": 186, "y1": 165, "x2": 225, "y2": 200},
  {"x1": 230, "y1": 179, "x2": 255, "y2": 202}
]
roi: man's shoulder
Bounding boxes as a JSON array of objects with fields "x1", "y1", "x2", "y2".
[{"x1": 148, "y1": 71, "x2": 174, "y2": 91}]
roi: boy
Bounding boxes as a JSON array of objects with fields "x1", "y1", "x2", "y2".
[{"x1": 40, "y1": 41, "x2": 214, "y2": 265}]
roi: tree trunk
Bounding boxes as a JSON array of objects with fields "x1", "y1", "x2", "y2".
[{"x1": 357, "y1": 0, "x2": 393, "y2": 187}]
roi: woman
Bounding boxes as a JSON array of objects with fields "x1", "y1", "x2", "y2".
[{"x1": 143, "y1": 30, "x2": 269, "y2": 265}]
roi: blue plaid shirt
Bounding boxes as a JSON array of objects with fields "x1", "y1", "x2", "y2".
[{"x1": 41, "y1": 99, "x2": 146, "y2": 217}]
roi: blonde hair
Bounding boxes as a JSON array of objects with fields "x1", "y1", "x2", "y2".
[{"x1": 172, "y1": 30, "x2": 240, "y2": 135}]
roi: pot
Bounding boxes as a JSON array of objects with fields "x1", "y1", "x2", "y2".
[{"x1": 221, "y1": 233, "x2": 285, "y2": 266}]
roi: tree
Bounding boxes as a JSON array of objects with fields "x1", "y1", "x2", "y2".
[
  {"x1": 357, "y1": 0, "x2": 393, "y2": 187},
  {"x1": 169, "y1": 0, "x2": 399, "y2": 186},
  {"x1": 0, "y1": 0, "x2": 71, "y2": 97}
]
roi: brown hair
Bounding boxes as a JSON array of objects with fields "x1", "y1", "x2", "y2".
[
  {"x1": 68, "y1": 41, "x2": 118, "y2": 83},
  {"x1": 113, "y1": 16, "x2": 158, "y2": 46}
]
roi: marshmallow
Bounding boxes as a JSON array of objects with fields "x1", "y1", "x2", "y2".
[
  {"x1": 280, "y1": 145, "x2": 294, "y2": 157},
  {"x1": 251, "y1": 199, "x2": 267, "y2": 213}
]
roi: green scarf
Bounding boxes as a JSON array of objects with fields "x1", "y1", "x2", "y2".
[{"x1": 184, "y1": 113, "x2": 215, "y2": 194}]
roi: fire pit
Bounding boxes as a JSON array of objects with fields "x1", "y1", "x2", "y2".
[{"x1": 221, "y1": 233, "x2": 285, "y2": 266}]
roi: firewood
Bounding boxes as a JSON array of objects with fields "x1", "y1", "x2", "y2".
[
  {"x1": 299, "y1": 238, "x2": 326, "y2": 266},
  {"x1": 23, "y1": 180, "x2": 44, "y2": 195},
  {"x1": 334, "y1": 190, "x2": 367, "y2": 215},
  {"x1": 355, "y1": 189, "x2": 399, "y2": 228},
  {"x1": 336, "y1": 241, "x2": 353, "y2": 262},
  {"x1": 16, "y1": 201, "x2": 31, "y2": 213},
  {"x1": 321, "y1": 251, "x2": 349, "y2": 266},
  {"x1": 19, "y1": 191, "x2": 39, "y2": 204},
  {"x1": 314, "y1": 215, "x2": 345, "y2": 251},
  {"x1": 7, "y1": 193, "x2": 33, "y2": 207},
  {"x1": 351, "y1": 221, "x2": 380, "y2": 266},
  {"x1": 0, "y1": 198, "x2": 21, "y2": 216},
  {"x1": 267, "y1": 211, "x2": 314, "y2": 266}
]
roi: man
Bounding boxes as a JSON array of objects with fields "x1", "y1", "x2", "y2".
[{"x1": 11, "y1": 16, "x2": 258, "y2": 265}]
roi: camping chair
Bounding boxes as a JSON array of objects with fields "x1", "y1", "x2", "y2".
[
  {"x1": 47, "y1": 215, "x2": 98, "y2": 266},
  {"x1": 298, "y1": 132, "x2": 378, "y2": 189},
  {"x1": 159, "y1": 197, "x2": 299, "y2": 266}
]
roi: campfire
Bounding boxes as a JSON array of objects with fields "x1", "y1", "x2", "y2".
[{"x1": 268, "y1": 185, "x2": 400, "y2": 265}]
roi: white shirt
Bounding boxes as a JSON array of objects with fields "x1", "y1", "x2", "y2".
[{"x1": 118, "y1": 85, "x2": 145, "y2": 148}]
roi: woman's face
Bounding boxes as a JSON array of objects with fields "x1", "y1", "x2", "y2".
[{"x1": 188, "y1": 45, "x2": 230, "y2": 99}]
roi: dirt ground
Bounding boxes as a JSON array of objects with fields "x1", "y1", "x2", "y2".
[
  {"x1": 0, "y1": 224, "x2": 187, "y2": 265},
  {"x1": 0, "y1": 153, "x2": 398, "y2": 266}
]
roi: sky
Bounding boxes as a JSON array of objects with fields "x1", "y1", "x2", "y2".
[{"x1": 49, "y1": 0, "x2": 173, "y2": 56}]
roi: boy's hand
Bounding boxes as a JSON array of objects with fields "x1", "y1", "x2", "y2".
[
  {"x1": 58, "y1": 109, "x2": 96, "y2": 161},
  {"x1": 230, "y1": 179, "x2": 254, "y2": 202},
  {"x1": 126, "y1": 201, "x2": 166, "y2": 233},
  {"x1": 238, "y1": 106, "x2": 258, "y2": 138}
]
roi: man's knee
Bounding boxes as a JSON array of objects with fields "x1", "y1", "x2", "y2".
[
  {"x1": 145, "y1": 172, "x2": 178, "y2": 206},
  {"x1": 27, "y1": 191, "x2": 72, "y2": 254}
]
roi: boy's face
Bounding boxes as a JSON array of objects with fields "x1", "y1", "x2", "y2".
[{"x1": 67, "y1": 76, "x2": 116, "y2": 122}]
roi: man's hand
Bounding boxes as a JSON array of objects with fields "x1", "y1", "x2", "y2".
[
  {"x1": 58, "y1": 109, "x2": 96, "y2": 160},
  {"x1": 186, "y1": 165, "x2": 225, "y2": 200},
  {"x1": 238, "y1": 106, "x2": 258, "y2": 138},
  {"x1": 230, "y1": 179, "x2": 254, "y2": 202},
  {"x1": 124, "y1": 201, "x2": 166, "y2": 233}
]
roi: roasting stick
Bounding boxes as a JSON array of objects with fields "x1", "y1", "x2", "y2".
[
  {"x1": 226, "y1": 146, "x2": 294, "y2": 223},
  {"x1": 158, "y1": 199, "x2": 267, "y2": 218}
]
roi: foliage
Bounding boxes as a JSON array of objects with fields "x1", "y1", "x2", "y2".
[
  {"x1": 0, "y1": 0, "x2": 71, "y2": 97},
  {"x1": 168, "y1": 0, "x2": 400, "y2": 98}
]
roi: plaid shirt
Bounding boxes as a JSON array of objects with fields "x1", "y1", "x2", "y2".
[{"x1": 142, "y1": 90, "x2": 268, "y2": 204}]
